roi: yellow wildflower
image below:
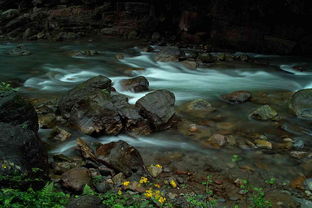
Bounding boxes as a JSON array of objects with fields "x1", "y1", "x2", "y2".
[
  {"x1": 118, "y1": 189, "x2": 122, "y2": 195},
  {"x1": 154, "y1": 184, "x2": 161, "y2": 188},
  {"x1": 144, "y1": 189, "x2": 153, "y2": 198},
  {"x1": 139, "y1": 177, "x2": 149, "y2": 184},
  {"x1": 122, "y1": 181, "x2": 130, "y2": 187},
  {"x1": 155, "y1": 164, "x2": 162, "y2": 168},
  {"x1": 158, "y1": 197, "x2": 166, "y2": 204},
  {"x1": 170, "y1": 179, "x2": 177, "y2": 188}
]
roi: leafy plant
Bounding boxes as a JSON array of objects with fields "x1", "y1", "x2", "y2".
[
  {"x1": 231, "y1": 154, "x2": 241, "y2": 163},
  {"x1": 201, "y1": 175, "x2": 213, "y2": 196},
  {"x1": 186, "y1": 194, "x2": 217, "y2": 208},
  {"x1": 250, "y1": 187, "x2": 272, "y2": 208},
  {"x1": 0, "y1": 182, "x2": 70, "y2": 208},
  {"x1": 0, "y1": 82, "x2": 15, "y2": 92}
]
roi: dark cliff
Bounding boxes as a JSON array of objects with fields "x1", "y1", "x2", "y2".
[{"x1": 0, "y1": 0, "x2": 311, "y2": 54}]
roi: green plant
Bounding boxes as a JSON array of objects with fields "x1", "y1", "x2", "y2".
[
  {"x1": 0, "y1": 82, "x2": 15, "y2": 92},
  {"x1": 265, "y1": 177, "x2": 276, "y2": 185},
  {"x1": 231, "y1": 154, "x2": 241, "y2": 163},
  {"x1": 0, "y1": 182, "x2": 70, "y2": 208},
  {"x1": 186, "y1": 194, "x2": 217, "y2": 208},
  {"x1": 201, "y1": 175, "x2": 213, "y2": 196},
  {"x1": 250, "y1": 187, "x2": 272, "y2": 208},
  {"x1": 82, "y1": 184, "x2": 96, "y2": 196}
]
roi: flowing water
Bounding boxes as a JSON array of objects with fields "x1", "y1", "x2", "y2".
[{"x1": 1, "y1": 39, "x2": 312, "y2": 187}]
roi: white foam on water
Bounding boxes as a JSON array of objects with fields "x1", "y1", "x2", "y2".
[{"x1": 50, "y1": 134, "x2": 201, "y2": 155}]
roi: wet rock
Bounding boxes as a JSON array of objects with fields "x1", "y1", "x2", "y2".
[
  {"x1": 120, "y1": 76, "x2": 149, "y2": 92},
  {"x1": 115, "y1": 54, "x2": 124, "y2": 59},
  {"x1": 155, "y1": 46, "x2": 183, "y2": 62},
  {"x1": 254, "y1": 139, "x2": 272, "y2": 149},
  {"x1": 290, "y1": 151, "x2": 309, "y2": 159},
  {"x1": 221, "y1": 91, "x2": 251, "y2": 104},
  {"x1": 1, "y1": 9, "x2": 19, "y2": 21},
  {"x1": 135, "y1": 90, "x2": 175, "y2": 128},
  {"x1": 111, "y1": 94, "x2": 152, "y2": 135},
  {"x1": 38, "y1": 113, "x2": 56, "y2": 128},
  {"x1": 76, "y1": 138, "x2": 97, "y2": 162},
  {"x1": 305, "y1": 178, "x2": 312, "y2": 191},
  {"x1": 291, "y1": 89, "x2": 312, "y2": 120},
  {"x1": 0, "y1": 123, "x2": 48, "y2": 186},
  {"x1": 58, "y1": 76, "x2": 123, "y2": 135},
  {"x1": 249, "y1": 105, "x2": 279, "y2": 121},
  {"x1": 184, "y1": 99, "x2": 215, "y2": 112},
  {"x1": 0, "y1": 90, "x2": 38, "y2": 132},
  {"x1": 96, "y1": 141, "x2": 147, "y2": 177},
  {"x1": 72, "y1": 50, "x2": 99, "y2": 56},
  {"x1": 66, "y1": 195, "x2": 106, "y2": 208},
  {"x1": 293, "y1": 139, "x2": 305, "y2": 149},
  {"x1": 61, "y1": 167, "x2": 91, "y2": 192},
  {"x1": 198, "y1": 53, "x2": 214, "y2": 63},
  {"x1": 50, "y1": 126, "x2": 71, "y2": 142},
  {"x1": 205, "y1": 134, "x2": 227, "y2": 148},
  {"x1": 181, "y1": 60, "x2": 197, "y2": 69},
  {"x1": 8, "y1": 45, "x2": 31, "y2": 56},
  {"x1": 290, "y1": 176, "x2": 305, "y2": 190}
]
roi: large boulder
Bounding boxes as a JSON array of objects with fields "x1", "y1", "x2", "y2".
[
  {"x1": 61, "y1": 167, "x2": 91, "y2": 192},
  {"x1": 58, "y1": 76, "x2": 123, "y2": 135},
  {"x1": 96, "y1": 141, "x2": 148, "y2": 178},
  {"x1": 0, "y1": 90, "x2": 38, "y2": 132},
  {"x1": 290, "y1": 89, "x2": 312, "y2": 120},
  {"x1": 0, "y1": 122, "x2": 48, "y2": 186},
  {"x1": 135, "y1": 90, "x2": 175, "y2": 128},
  {"x1": 155, "y1": 46, "x2": 184, "y2": 62}
]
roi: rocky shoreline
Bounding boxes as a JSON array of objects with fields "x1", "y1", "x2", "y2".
[{"x1": 1, "y1": 41, "x2": 312, "y2": 207}]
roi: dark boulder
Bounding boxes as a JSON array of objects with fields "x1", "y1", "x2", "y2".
[
  {"x1": 0, "y1": 122, "x2": 48, "y2": 186},
  {"x1": 221, "y1": 91, "x2": 252, "y2": 104},
  {"x1": 120, "y1": 76, "x2": 149, "y2": 92},
  {"x1": 291, "y1": 89, "x2": 312, "y2": 120},
  {"x1": 111, "y1": 94, "x2": 151, "y2": 135},
  {"x1": 58, "y1": 76, "x2": 123, "y2": 135},
  {"x1": 0, "y1": 90, "x2": 38, "y2": 132},
  {"x1": 96, "y1": 141, "x2": 147, "y2": 178},
  {"x1": 135, "y1": 90, "x2": 175, "y2": 128}
]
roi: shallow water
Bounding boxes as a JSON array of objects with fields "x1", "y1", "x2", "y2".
[{"x1": 1, "y1": 39, "x2": 312, "y2": 185}]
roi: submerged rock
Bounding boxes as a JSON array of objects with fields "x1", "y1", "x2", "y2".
[
  {"x1": 249, "y1": 105, "x2": 279, "y2": 121},
  {"x1": 135, "y1": 90, "x2": 175, "y2": 128},
  {"x1": 8, "y1": 45, "x2": 31, "y2": 56},
  {"x1": 120, "y1": 76, "x2": 149, "y2": 92},
  {"x1": 221, "y1": 91, "x2": 251, "y2": 104},
  {"x1": 96, "y1": 141, "x2": 147, "y2": 178},
  {"x1": 291, "y1": 89, "x2": 312, "y2": 120},
  {"x1": 184, "y1": 99, "x2": 215, "y2": 112}
]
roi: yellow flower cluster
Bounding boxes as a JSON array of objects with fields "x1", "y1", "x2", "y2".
[
  {"x1": 144, "y1": 188, "x2": 166, "y2": 204},
  {"x1": 139, "y1": 177, "x2": 149, "y2": 184},
  {"x1": 122, "y1": 181, "x2": 130, "y2": 187},
  {"x1": 170, "y1": 179, "x2": 177, "y2": 188},
  {"x1": 155, "y1": 164, "x2": 163, "y2": 168}
]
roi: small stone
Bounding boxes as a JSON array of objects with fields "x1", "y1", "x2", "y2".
[
  {"x1": 290, "y1": 151, "x2": 309, "y2": 159},
  {"x1": 294, "y1": 139, "x2": 305, "y2": 149},
  {"x1": 221, "y1": 91, "x2": 251, "y2": 104},
  {"x1": 181, "y1": 60, "x2": 197, "y2": 69},
  {"x1": 147, "y1": 165, "x2": 163, "y2": 177},
  {"x1": 168, "y1": 192, "x2": 177, "y2": 200},
  {"x1": 112, "y1": 173, "x2": 125, "y2": 185},
  {"x1": 305, "y1": 178, "x2": 312, "y2": 191},
  {"x1": 250, "y1": 105, "x2": 279, "y2": 121},
  {"x1": 116, "y1": 54, "x2": 124, "y2": 59},
  {"x1": 188, "y1": 124, "x2": 198, "y2": 132},
  {"x1": 206, "y1": 134, "x2": 227, "y2": 148},
  {"x1": 255, "y1": 139, "x2": 272, "y2": 149},
  {"x1": 95, "y1": 181, "x2": 112, "y2": 193}
]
